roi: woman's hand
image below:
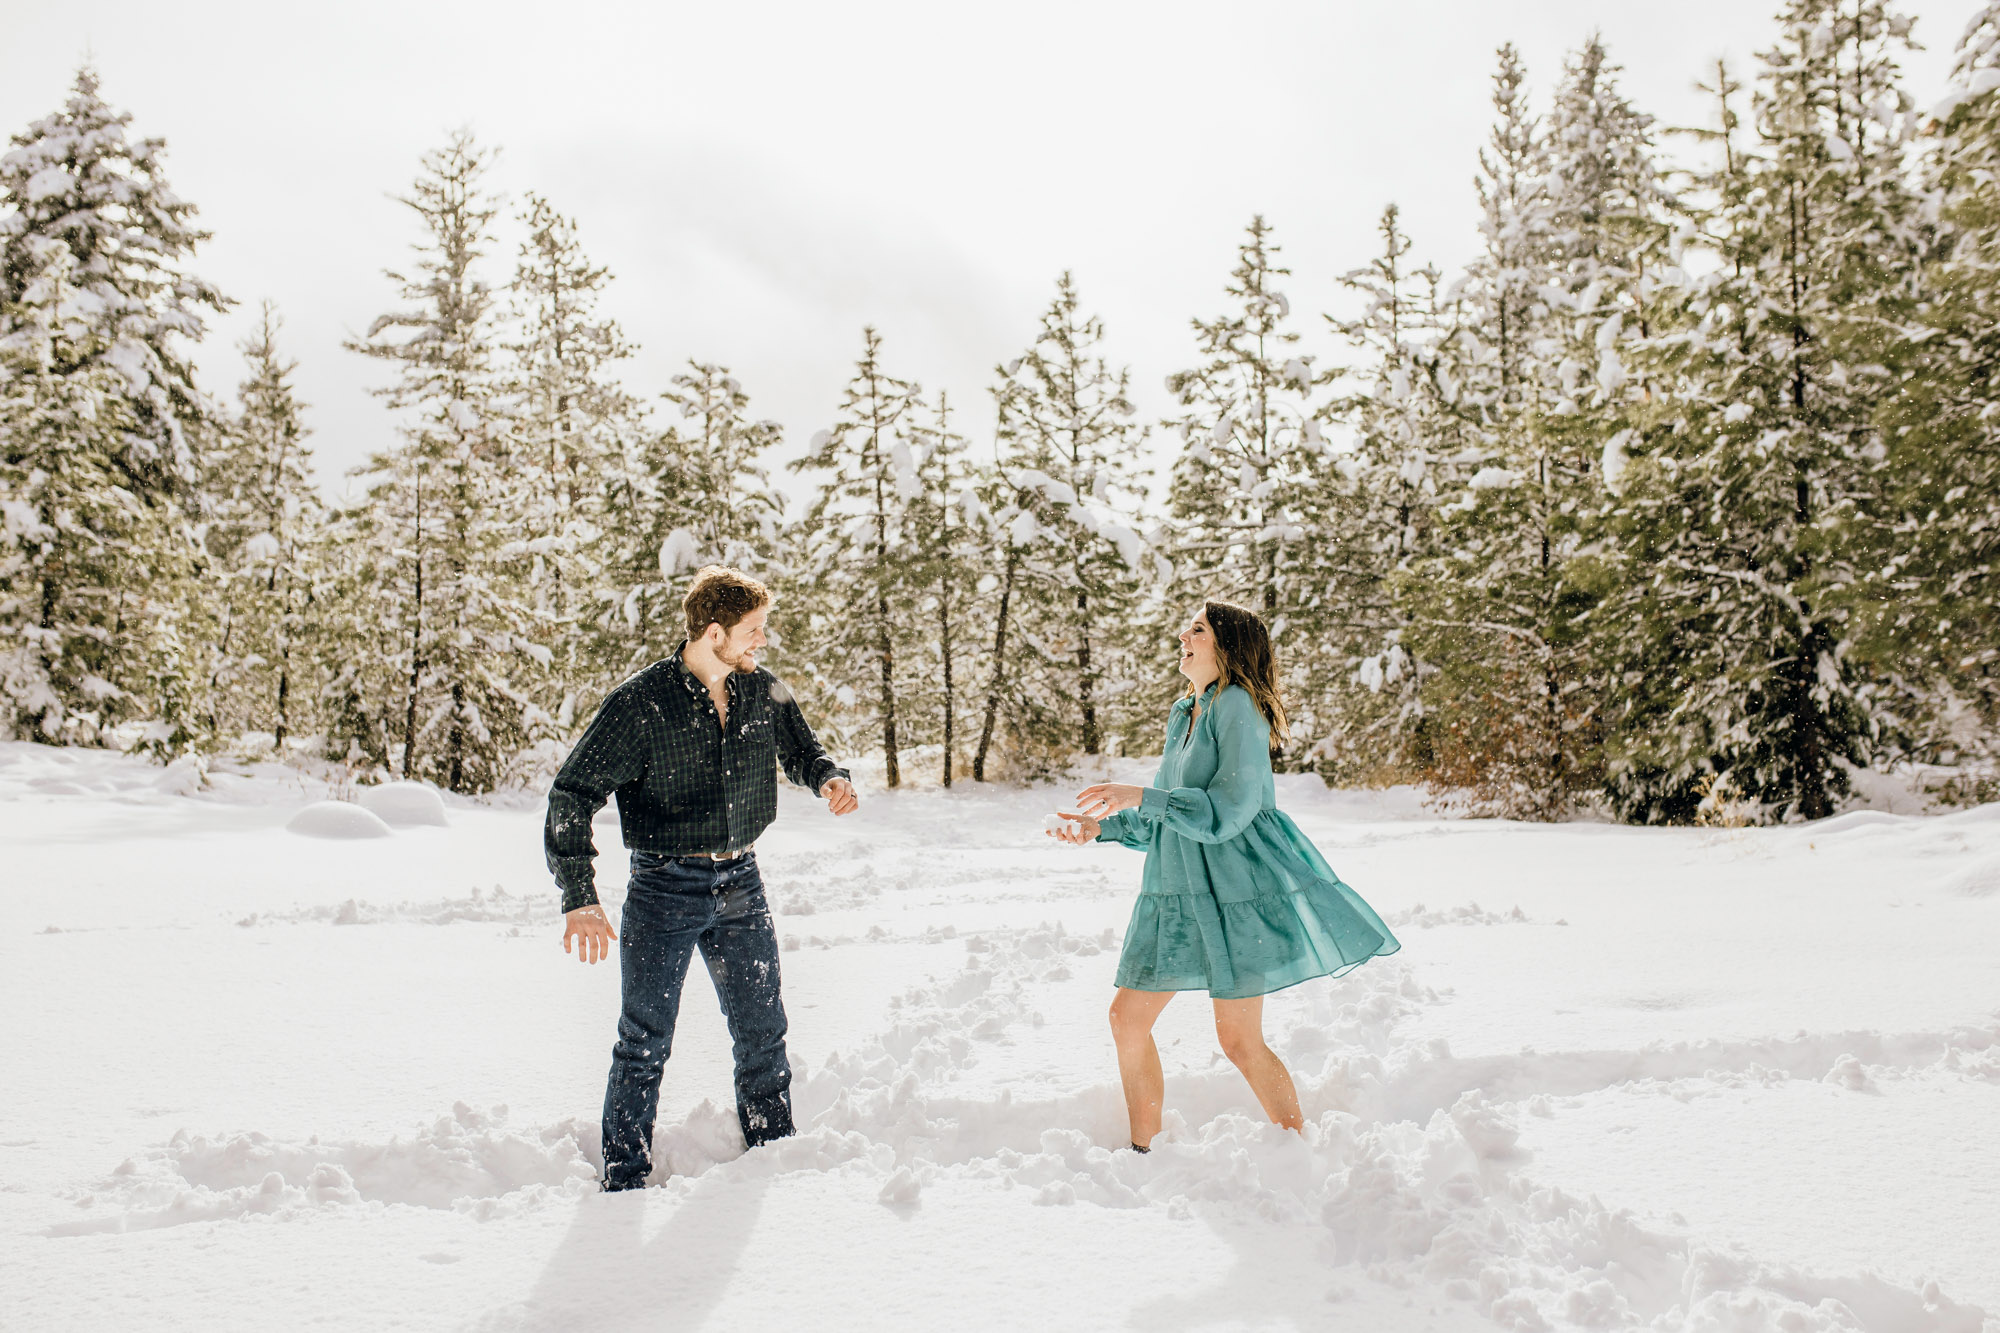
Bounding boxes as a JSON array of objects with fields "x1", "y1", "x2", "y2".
[
  {"x1": 1046, "y1": 811, "x2": 1101, "y2": 845},
  {"x1": 1074, "y1": 783, "x2": 1144, "y2": 819}
]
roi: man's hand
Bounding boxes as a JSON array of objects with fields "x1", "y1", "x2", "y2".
[
  {"x1": 563, "y1": 905, "x2": 618, "y2": 964},
  {"x1": 819, "y1": 777, "x2": 859, "y2": 816}
]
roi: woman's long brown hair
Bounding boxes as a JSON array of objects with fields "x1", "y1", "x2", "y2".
[{"x1": 1187, "y1": 600, "x2": 1289, "y2": 758}]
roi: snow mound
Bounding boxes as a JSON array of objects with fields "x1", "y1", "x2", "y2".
[
  {"x1": 237, "y1": 885, "x2": 552, "y2": 929},
  {"x1": 1940, "y1": 855, "x2": 2000, "y2": 899},
  {"x1": 1939, "y1": 801, "x2": 2000, "y2": 827},
  {"x1": 1810, "y1": 808, "x2": 1910, "y2": 836},
  {"x1": 154, "y1": 754, "x2": 208, "y2": 796},
  {"x1": 53, "y1": 1103, "x2": 597, "y2": 1234},
  {"x1": 284, "y1": 801, "x2": 394, "y2": 839},
  {"x1": 1389, "y1": 900, "x2": 1537, "y2": 929},
  {"x1": 358, "y1": 781, "x2": 449, "y2": 828}
]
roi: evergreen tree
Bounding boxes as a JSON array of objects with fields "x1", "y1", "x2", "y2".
[
  {"x1": 199, "y1": 303, "x2": 325, "y2": 750},
  {"x1": 345, "y1": 132, "x2": 539, "y2": 792},
  {"x1": 901, "y1": 390, "x2": 976, "y2": 784},
  {"x1": 506, "y1": 193, "x2": 641, "y2": 702},
  {"x1": 660, "y1": 362, "x2": 788, "y2": 574},
  {"x1": 1320, "y1": 204, "x2": 1474, "y2": 780},
  {"x1": 969, "y1": 452, "x2": 1037, "y2": 783},
  {"x1": 1408, "y1": 39, "x2": 1666, "y2": 818},
  {"x1": 994, "y1": 273, "x2": 1155, "y2": 761},
  {"x1": 0, "y1": 67, "x2": 230, "y2": 497},
  {"x1": 0, "y1": 230, "x2": 142, "y2": 742},
  {"x1": 1606, "y1": 4, "x2": 1923, "y2": 821},
  {"x1": 0, "y1": 68, "x2": 227, "y2": 747},
  {"x1": 1867, "y1": 4, "x2": 2000, "y2": 784},
  {"x1": 1165, "y1": 217, "x2": 1318, "y2": 623},
  {"x1": 791, "y1": 327, "x2": 918, "y2": 785},
  {"x1": 592, "y1": 363, "x2": 790, "y2": 687}
]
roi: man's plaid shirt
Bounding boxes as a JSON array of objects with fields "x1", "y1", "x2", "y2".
[{"x1": 543, "y1": 645, "x2": 848, "y2": 912}]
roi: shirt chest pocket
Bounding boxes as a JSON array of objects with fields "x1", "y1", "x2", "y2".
[{"x1": 732, "y1": 710, "x2": 776, "y2": 763}]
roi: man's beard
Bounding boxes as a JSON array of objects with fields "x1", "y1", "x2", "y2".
[{"x1": 717, "y1": 643, "x2": 758, "y2": 673}]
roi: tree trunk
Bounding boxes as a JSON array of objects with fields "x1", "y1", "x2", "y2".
[
  {"x1": 447, "y1": 679, "x2": 466, "y2": 793},
  {"x1": 401, "y1": 556, "x2": 424, "y2": 780},
  {"x1": 36, "y1": 568, "x2": 61, "y2": 742},
  {"x1": 973, "y1": 547, "x2": 1020, "y2": 782},
  {"x1": 274, "y1": 649, "x2": 291, "y2": 751},
  {"x1": 877, "y1": 602, "x2": 898, "y2": 788},
  {"x1": 1788, "y1": 616, "x2": 1835, "y2": 822},
  {"x1": 940, "y1": 589, "x2": 954, "y2": 787},
  {"x1": 1076, "y1": 587, "x2": 1098, "y2": 755}
]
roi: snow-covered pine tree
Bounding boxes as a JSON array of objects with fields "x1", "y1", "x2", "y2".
[
  {"x1": 592, "y1": 362, "x2": 792, "y2": 686},
  {"x1": 1164, "y1": 217, "x2": 1324, "y2": 759},
  {"x1": 0, "y1": 68, "x2": 230, "y2": 498},
  {"x1": 1399, "y1": 43, "x2": 1565, "y2": 816},
  {"x1": 899, "y1": 390, "x2": 976, "y2": 784},
  {"x1": 994, "y1": 273, "x2": 1156, "y2": 761},
  {"x1": 315, "y1": 503, "x2": 389, "y2": 772},
  {"x1": 0, "y1": 68, "x2": 229, "y2": 748},
  {"x1": 1868, "y1": 4, "x2": 2000, "y2": 785},
  {"x1": 345, "y1": 132, "x2": 540, "y2": 792},
  {"x1": 0, "y1": 232, "x2": 141, "y2": 742},
  {"x1": 660, "y1": 363, "x2": 789, "y2": 575},
  {"x1": 1166, "y1": 218, "x2": 1311, "y2": 617},
  {"x1": 790, "y1": 327, "x2": 918, "y2": 785},
  {"x1": 968, "y1": 439, "x2": 1042, "y2": 783},
  {"x1": 198, "y1": 303, "x2": 325, "y2": 751},
  {"x1": 1319, "y1": 203, "x2": 1478, "y2": 781},
  {"x1": 505, "y1": 192, "x2": 643, "y2": 720},
  {"x1": 1604, "y1": 4, "x2": 1923, "y2": 822},
  {"x1": 1408, "y1": 39, "x2": 1667, "y2": 818}
]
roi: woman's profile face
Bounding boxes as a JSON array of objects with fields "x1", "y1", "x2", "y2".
[{"x1": 1177, "y1": 611, "x2": 1218, "y2": 686}]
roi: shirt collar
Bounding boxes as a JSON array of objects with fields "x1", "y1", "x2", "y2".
[
  {"x1": 673, "y1": 640, "x2": 745, "y2": 697},
  {"x1": 1172, "y1": 680, "x2": 1220, "y2": 713},
  {"x1": 670, "y1": 641, "x2": 700, "y2": 692}
]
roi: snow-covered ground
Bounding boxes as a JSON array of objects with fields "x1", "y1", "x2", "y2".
[{"x1": 3, "y1": 739, "x2": 1997, "y2": 1332}]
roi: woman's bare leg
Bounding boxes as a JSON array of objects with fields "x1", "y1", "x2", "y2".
[
  {"x1": 1212, "y1": 996, "x2": 1303, "y2": 1132},
  {"x1": 1108, "y1": 988, "x2": 1176, "y2": 1148}
]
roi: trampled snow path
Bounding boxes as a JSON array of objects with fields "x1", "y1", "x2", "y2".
[{"x1": 2, "y1": 740, "x2": 1997, "y2": 1331}]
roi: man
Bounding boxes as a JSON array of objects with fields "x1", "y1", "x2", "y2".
[{"x1": 545, "y1": 565, "x2": 859, "y2": 1191}]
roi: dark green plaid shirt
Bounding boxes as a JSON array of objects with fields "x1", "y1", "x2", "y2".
[{"x1": 544, "y1": 644, "x2": 848, "y2": 912}]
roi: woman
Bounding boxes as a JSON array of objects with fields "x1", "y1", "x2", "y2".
[{"x1": 1051, "y1": 601, "x2": 1400, "y2": 1150}]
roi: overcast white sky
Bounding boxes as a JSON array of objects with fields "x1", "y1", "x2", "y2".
[{"x1": 0, "y1": 0, "x2": 1982, "y2": 500}]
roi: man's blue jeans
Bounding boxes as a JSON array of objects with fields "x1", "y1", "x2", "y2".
[{"x1": 600, "y1": 851, "x2": 793, "y2": 1190}]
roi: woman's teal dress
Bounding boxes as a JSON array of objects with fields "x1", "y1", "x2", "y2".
[{"x1": 1096, "y1": 682, "x2": 1400, "y2": 999}]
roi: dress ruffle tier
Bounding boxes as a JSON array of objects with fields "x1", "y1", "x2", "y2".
[{"x1": 1113, "y1": 807, "x2": 1398, "y2": 999}]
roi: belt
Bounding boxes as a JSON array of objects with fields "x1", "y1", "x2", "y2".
[{"x1": 683, "y1": 845, "x2": 753, "y2": 862}]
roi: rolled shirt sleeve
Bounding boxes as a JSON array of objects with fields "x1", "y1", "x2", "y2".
[
  {"x1": 1138, "y1": 687, "x2": 1269, "y2": 844},
  {"x1": 544, "y1": 689, "x2": 645, "y2": 912}
]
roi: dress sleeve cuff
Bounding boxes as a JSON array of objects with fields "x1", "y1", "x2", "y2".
[{"x1": 1139, "y1": 786, "x2": 1171, "y2": 816}]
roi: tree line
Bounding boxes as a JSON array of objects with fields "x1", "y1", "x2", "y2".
[{"x1": 5, "y1": 0, "x2": 1999, "y2": 822}]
